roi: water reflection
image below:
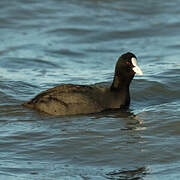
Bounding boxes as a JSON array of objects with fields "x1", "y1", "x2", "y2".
[
  {"x1": 106, "y1": 166, "x2": 149, "y2": 180},
  {"x1": 93, "y1": 108, "x2": 145, "y2": 131}
]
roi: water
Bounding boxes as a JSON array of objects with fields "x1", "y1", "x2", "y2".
[{"x1": 0, "y1": 0, "x2": 180, "y2": 179}]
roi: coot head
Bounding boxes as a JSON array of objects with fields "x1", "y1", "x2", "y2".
[{"x1": 111, "y1": 52, "x2": 143, "y2": 90}]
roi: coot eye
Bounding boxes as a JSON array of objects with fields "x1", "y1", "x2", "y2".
[{"x1": 126, "y1": 61, "x2": 130, "y2": 65}]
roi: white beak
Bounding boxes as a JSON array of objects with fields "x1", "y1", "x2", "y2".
[
  {"x1": 133, "y1": 65, "x2": 143, "y2": 75},
  {"x1": 131, "y1": 57, "x2": 143, "y2": 75}
]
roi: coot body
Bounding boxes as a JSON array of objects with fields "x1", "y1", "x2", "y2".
[{"x1": 23, "y1": 52, "x2": 143, "y2": 115}]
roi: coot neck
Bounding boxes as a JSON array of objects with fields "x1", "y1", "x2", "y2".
[{"x1": 110, "y1": 75, "x2": 132, "y2": 92}]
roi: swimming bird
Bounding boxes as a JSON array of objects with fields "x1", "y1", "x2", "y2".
[{"x1": 23, "y1": 52, "x2": 143, "y2": 115}]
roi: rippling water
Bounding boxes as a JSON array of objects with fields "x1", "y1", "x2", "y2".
[{"x1": 0, "y1": 0, "x2": 180, "y2": 179}]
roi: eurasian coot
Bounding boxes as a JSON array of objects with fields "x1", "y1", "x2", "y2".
[{"x1": 23, "y1": 52, "x2": 143, "y2": 115}]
